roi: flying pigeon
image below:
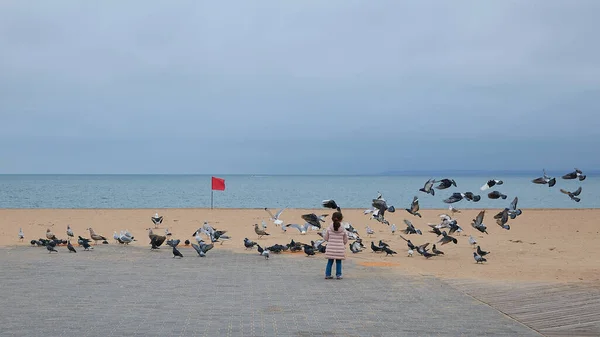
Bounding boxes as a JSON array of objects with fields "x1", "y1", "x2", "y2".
[
  {"x1": 419, "y1": 179, "x2": 435, "y2": 196},
  {"x1": 402, "y1": 219, "x2": 422, "y2": 235},
  {"x1": 372, "y1": 199, "x2": 395, "y2": 218},
  {"x1": 437, "y1": 231, "x2": 457, "y2": 245},
  {"x1": 463, "y1": 192, "x2": 481, "y2": 202},
  {"x1": 435, "y1": 179, "x2": 457, "y2": 190},
  {"x1": 405, "y1": 196, "x2": 422, "y2": 218},
  {"x1": 471, "y1": 210, "x2": 488, "y2": 234},
  {"x1": 562, "y1": 168, "x2": 586, "y2": 181},
  {"x1": 495, "y1": 209, "x2": 511, "y2": 230},
  {"x1": 322, "y1": 199, "x2": 341, "y2": 211},
  {"x1": 487, "y1": 191, "x2": 507, "y2": 200},
  {"x1": 481, "y1": 179, "x2": 503, "y2": 191},
  {"x1": 301, "y1": 213, "x2": 327, "y2": 229},
  {"x1": 532, "y1": 169, "x2": 556, "y2": 187},
  {"x1": 560, "y1": 187, "x2": 582, "y2": 202}
]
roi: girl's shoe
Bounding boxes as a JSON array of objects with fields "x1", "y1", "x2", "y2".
[
  {"x1": 336, "y1": 276, "x2": 343, "y2": 280},
  {"x1": 325, "y1": 276, "x2": 333, "y2": 279}
]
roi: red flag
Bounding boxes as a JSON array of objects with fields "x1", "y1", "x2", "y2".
[{"x1": 211, "y1": 176, "x2": 225, "y2": 191}]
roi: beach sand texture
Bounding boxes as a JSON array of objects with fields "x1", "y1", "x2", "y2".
[{"x1": 1, "y1": 208, "x2": 598, "y2": 283}]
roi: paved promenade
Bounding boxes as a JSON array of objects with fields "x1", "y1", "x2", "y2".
[{"x1": 0, "y1": 244, "x2": 539, "y2": 337}]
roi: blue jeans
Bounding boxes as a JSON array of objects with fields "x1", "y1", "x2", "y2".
[{"x1": 325, "y1": 259, "x2": 342, "y2": 277}]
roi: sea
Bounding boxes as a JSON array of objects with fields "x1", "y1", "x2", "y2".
[{"x1": 0, "y1": 173, "x2": 596, "y2": 209}]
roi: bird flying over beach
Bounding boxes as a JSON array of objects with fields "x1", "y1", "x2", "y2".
[
  {"x1": 532, "y1": 169, "x2": 556, "y2": 187},
  {"x1": 560, "y1": 187, "x2": 582, "y2": 202},
  {"x1": 435, "y1": 179, "x2": 456, "y2": 190},
  {"x1": 405, "y1": 196, "x2": 422, "y2": 218},
  {"x1": 562, "y1": 168, "x2": 586, "y2": 181},
  {"x1": 481, "y1": 179, "x2": 503, "y2": 191},
  {"x1": 264, "y1": 207, "x2": 286, "y2": 226},
  {"x1": 419, "y1": 179, "x2": 435, "y2": 196}
]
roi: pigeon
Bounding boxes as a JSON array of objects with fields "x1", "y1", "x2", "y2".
[
  {"x1": 349, "y1": 241, "x2": 363, "y2": 253},
  {"x1": 244, "y1": 238, "x2": 257, "y2": 249},
  {"x1": 81, "y1": 240, "x2": 92, "y2": 251},
  {"x1": 191, "y1": 243, "x2": 206, "y2": 257},
  {"x1": 165, "y1": 228, "x2": 172, "y2": 237},
  {"x1": 254, "y1": 224, "x2": 270, "y2": 238},
  {"x1": 301, "y1": 213, "x2": 327, "y2": 229},
  {"x1": 428, "y1": 224, "x2": 443, "y2": 236},
  {"x1": 495, "y1": 196, "x2": 523, "y2": 220},
  {"x1": 471, "y1": 211, "x2": 488, "y2": 234},
  {"x1": 303, "y1": 244, "x2": 316, "y2": 256},
  {"x1": 560, "y1": 187, "x2": 582, "y2": 202},
  {"x1": 437, "y1": 231, "x2": 457, "y2": 245},
  {"x1": 532, "y1": 169, "x2": 556, "y2": 187},
  {"x1": 432, "y1": 244, "x2": 444, "y2": 255},
  {"x1": 372, "y1": 199, "x2": 395, "y2": 217},
  {"x1": 463, "y1": 192, "x2": 481, "y2": 202},
  {"x1": 166, "y1": 239, "x2": 181, "y2": 248},
  {"x1": 390, "y1": 223, "x2": 397, "y2": 234},
  {"x1": 487, "y1": 191, "x2": 507, "y2": 200},
  {"x1": 469, "y1": 235, "x2": 477, "y2": 246},
  {"x1": 375, "y1": 191, "x2": 385, "y2": 201},
  {"x1": 256, "y1": 244, "x2": 264, "y2": 255},
  {"x1": 151, "y1": 213, "x2": 163, "y2": 228},
  {"x1": 419, "y1": 179, "x2": 436, "y2": 196},
  {"x1": 443, "y1": 192, "x2": 464, "y2": 204},
  {"x1": 476, "y1": 245, "x2": 490, "y2": 257},
  {"x1": 184, "y1": 240, "x2": 190, "y2": 246},
  {"x1": 562, "y1": 168, "x2": 586, "y2": 181},
  {"x1": 422, "y1": 250, "x2": 436, "y2": 259},
  {"x1": 172, "y1": 246, "x2": 183, "y2": 258},
  {"x1": 87, "y1": 228, "x2": 108, "y2": 245},
  {"x1": 46, "y1": 244, "x2": 58, "y2": 253},
  {"x1": 365, "y1": 226, "x2": 375, "y2": 236},
  {"x1": 495, "y1": 209, "x2": 511, "y2": 230},
  {"x1": 481, "y1": 179, "x2": 503, "y2": 191},
  {"x1": 405, "y1": 196, "x2": 422, "y2": 218},
  {"x1": 66, "y1": 225, "x2": 74, "y2": 238},
  {"x1": 407, "y1": 249, "x2": 414, "y2": 257},
  {"x1": 370, "y1": 241, "x2": 383, "y2": 253},
  {"x1": 322, "y1": 199, "x2": 341, "y2": 212},
  {"x1": 473, "y1": 252, "x2": 487, "y2": 264},
  {"x1": 382, "y1": 246, "x2": 397, "y2": 256},
  {"x1": 264, "y1": 207, "x2": 286, "y2": 226},
  {"x1": 18, "y1": 228, "x2": 24, "y2": 241},
  {"x1": 398, "y1": 234, "x2": 417, "y2": 250},
  {"x1": 262, "y1": 249, "x2": 270, "y2": 260},
  {"x1": 67, "y1": 240, "x2": 76, "y2": 253},
  {"x1": 46, "y1": 229, "x2": 57, "y2": 240},
  {"x1": 403, "y1": 219, "x2": 422, "y2": 235},
  {"x1": 435, "y1": 179, "x2": 457, "y2": 190},
  {"x1": 449, "y1": 205, "x2": 461, "y2": 214}
]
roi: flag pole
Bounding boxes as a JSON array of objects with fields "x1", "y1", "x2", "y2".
[{"x1": 211, "y1": 190, "x2": 214, "y2": 209}]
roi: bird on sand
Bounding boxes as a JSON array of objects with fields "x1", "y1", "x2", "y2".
[
  {"x1": 365, "y1": 225, "x2": 375, "y2": 236},
  {"x1": 403, "y1": 219, "x2": 422, "y2": 235},
  {"x1": 151, "y1": 213, "x2": 163, "y2": 228},
  {"x1": 471, "y1": 211, "x2": 488, "y2": 234},
  {"x1": 390, "y1": 223, "x2": 397, "y2": 234},
  {"x1": 166, "y1": 239, "x2": 180, "y2": 248},
  {"x1": 113, "y1": 231, "x2": 120, "y2": 243},
  {"x1": 473, "y1": 252, "x2": 487, "y2": 264},
  {"x1": 432, "y1": 244, "x2": 444, "y2": 255},
  {"x1": 67, "y1": 240, "x2": 77, "y2": 253},
  {"x1": 560, "y1": 187, "x2": 582, "y2": 202},
  {"x1": 487, "y1": 191, "x2": 507, "y2": 200},
  {"x1": 370, "y1": 241, "x2": 384, "y2": 253},
  {"x1": 322, "y1": 199, "x2": 341, "y2": 212},
  {"x1": 244, "y1": 238, "x2": 257, "y2": 249},
  {"x1": 476, "y1": 245, "x2": 490, "y2": 257},
  {"x1": 66, "y1": 225, "x2": 74, "y2": 238},
  {"x1": 262, "y1": 249, "x2": 270, "y2": 260},
  {"x1": 191, "y1": 243, "x2": 206, "y2": 257},
  {"x1": 303, "y1": 244, "x2": 316, "y2": 256},
  {"x1": 435, "y1": 179, "x2": 457, "y2": 190},
  {"x1": 532, "y1": 169, "x2": 556, "y2": 187},
  {"x1": 87, "y1": 228, "x2": 108, "y2": 245},
  {"x1": 449, "y1": 205, "x2": 461, "y2": 215},
  {"x1": 405, "y1": 196, "x2": 422, "y2": 218},
  {"x1": 81, "y1": 239, "x2": 92, "y2": 251},
  {"x1": 349, "y1": 241, "x2": 363, "y2": 253},
  {"x1": 264, "y1": 207, "x2": 286, "y2": 226},
  {"x1": 18, "y1": 228, "x2": 24, "y2": 241},
  {"x1": 382, "y1": 246, "x2": 397, "y2": 256},
  {"x1": 147, "y1": 228, "x2": 166, "y2": 249},
  {"x1": 419, "y1": 179, "x2": 436, "y2": 196},
  {"x1": 437, "y1": 231, "x2": 458, "y2": 245},
  {"x1": 469, "y1": 235, "x2": 477, "y2": 246},
  {"x1": 172, "y1": 246, "x2": 183, "y2": 258},
  {"x1": 46, "y1": 229, "x2": 57, "y2": 240},
  {"x1": 407, "y1": 249, "x2": 413, "y2": 257},
  {"x1": 562, "y1": 168, "x2": 586, "y2": 181},
  {"x1": 480, "y1": 179, "x2": 503, "y2": 191},
  {"x1": 254, "y1": 223, "x2": 270, "y2": 238},
  {"x1": 285, "y1": 223, "x2": 313, "y2": 234}
]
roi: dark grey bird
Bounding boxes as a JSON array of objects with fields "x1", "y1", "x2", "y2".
[
  {"x1": 349, "y1": 241, "x2": 363, "y2": 253},
  {"x1": 463, "y1": 192, "x2": 481, "y2": 202},
  {"x1": 419, "y1": 179, "x2": 435, "y2": 196},
  {"x1": 476, "y1": 245, "x2": 490, "y2": 257},
  {"x1": 81, "y1": 240, "x2": 92, "y2": 251},
  {"x1": 244, "y1": 238, "x2": 257, "y2": 249},
  {"x1": 172, "y1": 246, "x2": 183, "y2": 258},
  {"x1": 405, "y1": 196, "x2": 422, "y2": 218},
  {"x1": 301, "y1": 213, "x2": 327, "y2": 229},
  {"x1": 560, "y1": 187, "x2": 582, "y2": 202},
  {"x1": 370, "y1": 241, "x2": 383, "y2": 253},
  {"x1": 303, "y1": 244, "x2": 315, "y2": 256},
  {"x1": 473, "y1": 252, "x2": 487, "y2": 263},
  {"x1": 256, "y1": 244, "x2": 264, "y2": 255},
  {"x1": 562, "y1": 168, "x2": 586, "y2": 181},
  {"x1": 150, "y1": 236, "x2": 164, "y2": 250},
  {"x1": 398, "y1": 234, "x2": 417, "y2": 250},
  {"x1": 416, "y1": 242, "x2": 430, "y2": 256},
  {"x1": 532, "y1": 169, "x2": 556, "y2": 187},
  {"x1": 471, "y1": 210, "x2": 488, "y2": 234},
  {"x1": 403, "y1": 219, "x2": 422, "y2": 235},
  {"x1": 435, "y1": 179, "x2": 457, "y2": 190},
  {"x1": 67, "y1": 240, "x2": 76, "y2": 253},
  {"x1": 184, "y1": 239, "x2": 190, "y2": 246},
  {"x1": 432, "y1": 244, "x2": 444, "y2": 255},
  {"x1": 481, "y1": 179, "x2": 503, "y2": 191},
  {"x1": 428, "y1": 224, "x2": 443, "y2": 236},
  {"x1": 487, "y1": 191, "x2": 507, "y2": 200},
  {"x1": 166, "y1": 239, "x2": 180, "y2": 248},
  {"x1": 443, "y1": 192, "x2": 464, "y2": 204},
  {"x1": 322, "y1": 199, "x2": 341, "y2": 212},
  {"x1": 191, "y1": 243, "x2": 206, "y2": 257},
  {"x1": 372, "y1": 199, "x2": 395, "y2": 218},
  {"x1": 437, "y1": 231, "x2": 458, "y2": 245},
  {"x1": 495, "y1": 209, "x2": 511, "y2": 230},
  {"x1": 46, "y1": 243, "x2": 58, "y2": 253},
  {"x1": 495, "y1": 196, "x2": 523, "y2": 220},
  {"x1": 382, "y1": 246, "x2": 397, "y2": 256}
]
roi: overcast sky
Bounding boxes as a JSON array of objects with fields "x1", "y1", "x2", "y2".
[{"x1": 0, "y1": 1, "x2": 598, "y2": 174}]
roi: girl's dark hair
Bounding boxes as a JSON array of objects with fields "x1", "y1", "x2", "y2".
[{"x1": 332, "y1": 211, "x2": 343, "y2": 231}]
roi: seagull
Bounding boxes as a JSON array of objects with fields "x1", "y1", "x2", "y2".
[
  {"x1": 495, "y1": 209, "x2": 511, "y2": 230},
  {"x1": 67, "y1": 240, "x2": 77, "y2": 253},
  {"x1": 286, "y1": 223, "x2": 312, "y2": 234},
  {"x1": 560, "y1": 187, "x2": 582, "y2": 202},
  {"x1": 437, "y1": 231, "x2": 458, "y2": 245},
  {"x1": 407, "y1": 249, "x2": 413, "y2": 257},
  {"x1": 262, "y1": 249, "x2": 270, "y2": 260},
  {"x1": 480, "y1": 179, "x2": 503, "y2": 191},
  {"x1": 172, "y1": 246, "x2": 183, "y2": 258},
  {"x1": 66, "y1": 225, "x2": 74, "y2": 238},
  {"x1": 432, "y1": 244, "x2": 444, "y2": 255},
  {"x1": 87, "y1": 228, "x2": 108, "y2": 245},
  {"x1": 46, "y1": 229, "x2": 57, "y2": 240},
  {"x1": 435, "y1": 179, "x2": 457, "y2": 190},
  {"x1": 151, "y1": 213, "x2": 163, "y2": 228},
  {"x1": 562, "y1": 168, "x2": 586, "y2": 181},
  {"x1": 403, "y1": 219, "x2": 422, "y2": 235},
  {"x1": 322, "y1": 199, "x2": 341, "y2": 212},
  {"x1": 244, "y1": 238, "x2": 257, "y2": 249},
  {"x1": 449, "y1": 205, "x2": 461, "y2": 215},
  {"x1": 476, "y1": 245, "x2": 490, "y2": 257},
  {"x1": 469, "y1": 235, "x2": 477, "y2": 246},
  {"x1": 473, "y1": 252, "x2": 487, "y2": 264},
  {"x1": 487, "y1": 191, "x2": 507, "y2": 200},
  {"x1": 254, "y1": 223, "x2": 270, "y2": 238},
  {"x1": 390, "y1": 223, "x2": 397, "y2": 234},
  {"x1": 419, "y1": 179, "x2": 436, "y2": 196},
  {"x1": 405, "y1": 196, "x2": 422, "y2": 218},
  {"x1": 118, "y1": 232, "x2": 134, "y2": 244},
  {"x1": 264, "y1": 207, "x2": 286, "y2": 226},
  {"x1": 301, "y1": 213, "x2": 327, "y2": 229},
  {"x1": 471, "y1": 211, "x2": 488, "y2": 234},
  {"x1": 532, "y1": 169, "x2": 556, "y2": 187},
  {"x1": 165, "y1": 228, "x2": 172, "y2": 237},
  {"x1": 18, "y1": 228, "x2": 24, "y2": 241},
  {"x1": 113, "y1": 231, "x2": 120, "y2": 243},
  {"x1": 365, "y1": 225, "x2": 375, "y2": 236}
]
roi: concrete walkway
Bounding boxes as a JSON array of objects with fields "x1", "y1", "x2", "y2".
[{"x1": 0, "y1": 244, "x2": 540, "y2": 337}]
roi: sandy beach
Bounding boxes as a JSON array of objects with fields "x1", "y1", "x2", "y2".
[{"x1": 1, "y1": 208, "x2": 598, "y2": 283}]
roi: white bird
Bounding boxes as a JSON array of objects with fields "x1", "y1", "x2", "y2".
[
  {"x1": 363, "y1": 208, "x2": 374, "y2": 215},
  {"x1": 262, "y1": 249, "x2": 270, "y2": 260},
  {"x1": 123, "y1": 229, "x2": 133, "y2": 238},
  {"x1": 165, "y1": 228, "x2": 172, "y2": 236},
  {"x1": 407, "y1": 249, "x2": 413, "y2": 257},
  {"x1": 261, "y1": 220, "x2": 268, "y2": 230},
  {"x1": 195, "y1": 232, "x2": 204, "y2": 244},
  {"x1": 390, "y1": 224, "x2": 397, "y2": 234},
  {"x1": 449, "y1": 205, "x2": 461, "y2": 215},
  {"x1": 18, "y1": 228, "x2": 24, "y2": 241},
  {"x1": 66, "y1": 225, "x2": 74, "y2": 238},
  {"x1": 113, "y1": 231, "x2": 120, "y2": 243},
  {"x1": 469, "y1": 235, "x2": 477, "y2": 246},
  {"x1": 365, "y1": 225, "x2": 375, "y2": 236},
  {"x1": 118, "y1": 231, "x2": 134, "y2": 244},
  {"x1": 285, "y1": 223, "x2": 312, "y2": 234},
  {"x1": 264, "y1": 207, "x2": 286, "y2": 226}
]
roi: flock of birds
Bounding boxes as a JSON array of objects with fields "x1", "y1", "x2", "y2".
[{"x1": 18, "y1": 168, "x2": 587, "y2": 266}]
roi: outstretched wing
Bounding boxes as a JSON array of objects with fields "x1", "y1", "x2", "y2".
[
  {"x1": 496, "y1": 209, "x2": 508, "y2": 226},
  {"x1": 275, "y1": 207, "x2": 287, "y2": 219},
  {"x1": 559, "y1": 189, "x2": 570, "y2": 195},
  {"x1": 264, "y1": 208, "x2": 276, "y2": 219},
  {"x1": 474, "y1": 210, "x2": 485, "y2": 226},
  {"x1": 572, "y1": 187, "x2": 582, "y2": 196},
  {"x1": 285, "y1": 224, "x2": 303, "y2": 233},
  {"x1": 509, "y1": 197, "x2": 518, "y2": 210},
  {"x1": 411, "y1": 197, "x2": 420, "y2": 212}
]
